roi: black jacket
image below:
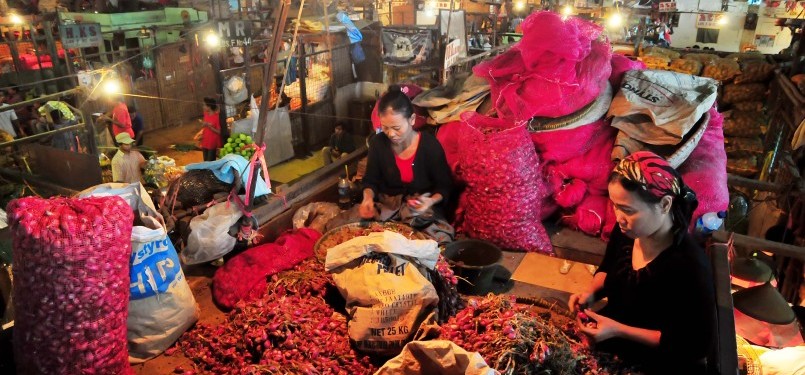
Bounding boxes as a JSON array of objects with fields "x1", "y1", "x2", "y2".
[{"x1": 363, "y1": 132, "x2": 452, "y2": 209}]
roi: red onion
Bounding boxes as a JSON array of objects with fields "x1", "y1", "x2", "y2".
[{"x1": 8, "y1": 196, "x2": 133, "y2": 374}]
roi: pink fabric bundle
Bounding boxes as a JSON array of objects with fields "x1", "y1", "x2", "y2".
[
  {"x1": 213, "y1": 228, "x2": 321, "y2": 309},
  {"x1": 678, "y1": 107, "x2": 729, "y2": 226},
  {"x1": 456, "y1": 112, "x2": 552, "y2": 253},
  {"x1": 473, "y1": 12, "x2": 612, "y2": 122},
  {"x1": 371, "y1": 83, "x2": 428, "y2": 131},
  {"x1": 609, "y1": 54, "x2": 646, "y2": 89}
]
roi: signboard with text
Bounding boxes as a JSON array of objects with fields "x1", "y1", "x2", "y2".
[
  {"x1": 658, "y1": 2, "x2": 677, "y2": 12},
  {"x1": 59, "y1": 23, "x2": 102, "y2": 48},
  {"x1": 696, "y1": 13, "x2": 721, "y2": 29},
  {"x1": 217, "y1": 20, "x2": 253, "y2": 48}
]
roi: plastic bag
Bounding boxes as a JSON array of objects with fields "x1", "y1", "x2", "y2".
[
  {"x1": 457, "y1": 112, "x2": 552, "y2": 253},
  {"x1": 182, "y1": 200, "x2": 242, "y2": 265},
  {"x1": 292, "y1": 202, "x2": 342, "y2": 233},
  {"x1": 80, "y1": 182, "x2": 200, "y2": 362},
  {"x1": 326, "y1": 231, "x2": 440, "y2": 356}
]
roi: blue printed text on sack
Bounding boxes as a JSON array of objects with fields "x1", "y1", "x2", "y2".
[{"x1": 130, "y1": 237, "x2": 182, "y2": 299}]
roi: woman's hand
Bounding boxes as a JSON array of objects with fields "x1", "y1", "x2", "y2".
[
  {"x1": 577, "y1": 309, "x2": 622, "y2": 342},
  {"x1": 409, "y1": 193, "x2": 435, "y2": 213},
  {"x1": 359, "y1": 199, "x2": 376, "y2": 219},
  {"x1": 568, "y1": 291, "x2": 596, "y2": 313}
]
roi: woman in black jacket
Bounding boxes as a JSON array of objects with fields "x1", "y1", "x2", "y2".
[{"x1": 359, "y1": 85, "x2": 453, "y2": 225}]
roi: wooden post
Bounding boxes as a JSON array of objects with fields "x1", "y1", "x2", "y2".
[{"x1": 297, "y1": 38, "x2": 310, "y2": 156}]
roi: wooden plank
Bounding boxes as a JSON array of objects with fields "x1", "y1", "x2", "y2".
[
  {"x1": 708, "y1": 243, "x2": 739, "y2": 375},
  {"x1": 25, "y1": 144, "x2": 102, "y2": 191},
  {"x1": 547, "y1": 224, "x2": 607, "y2": 265},
  {"x1": 712, "y1": 230, "x2": 805, "y2": 260}
]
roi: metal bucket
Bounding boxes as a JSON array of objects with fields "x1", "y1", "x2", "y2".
[{"x1": 443, "y1": 239, "x2": 502, "y2": 295}]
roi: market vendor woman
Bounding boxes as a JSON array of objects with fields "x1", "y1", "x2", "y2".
[
  {"x1": 569, "y1": 151, "x2": 717, "y2": 374},
  {"x1": 358, "y1": 85, "x2": 453, "y2": 241}
]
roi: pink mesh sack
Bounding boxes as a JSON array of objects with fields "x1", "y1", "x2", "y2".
[
  {"x1": 8, "y1": 196, "x2": 133, "y2": 375},
  {"x1": 473, "y1": 11, "x2": 611, "y2": 122},
  {"x1": 679, "y1": 107, "x2": 729, "y2": 227},
  {"x1": 456, "y1": 112, "x2": 552, "y2": 253}
]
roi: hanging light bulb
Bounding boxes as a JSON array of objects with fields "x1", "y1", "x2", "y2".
[
  {"x1": 608, "y1": 12, "x2": 623, "y2": 28},
  {"x1": 515, "y1": 1, "x2": 526, "y2": 11},
  {"x1": 204, "y1": 31, "x2": 220, "y2": 48},
  {"x1": 561, "y1": 5, "x2": 573, "y2": 17},
  {"x1": 717, "y1": 14, "x2": 728, "y2": 26},
  {"x1": 9, "y1": 14, "x2": 23, "y2": 25},
  {"x1": 102, "y1": 79, "x2": 121, "y2": 95}
]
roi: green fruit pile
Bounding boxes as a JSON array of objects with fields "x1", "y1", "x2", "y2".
[{"x1": 220, "y1": 133, "x2": 255, "y2": 159}]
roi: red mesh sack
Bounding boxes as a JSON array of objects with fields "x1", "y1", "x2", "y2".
[
  {"x1": 531, "y1": 119, "x2": 613, "y2": 164},
  {"x1": 678, "y1": 107, "x2": 729, "y2": 228},
  {"x1": 435, "y1": 121, "x2": 469, "y2": 173},
  {"x1": 213, "y1": 228, "x2": 321, "y2": 309},
  {"x1": 548, "y1": 128, "x2": 617, "y2": 199},
  {"x1": 609, "y1": 54, "x2": 646, "y2": 89},
  {"x1": 8, "y1": 196, "x2": 133, "y2": 375},
  {"x1": 561, "y1": 194, "x2": 614, "y2": 238},
  {"x1": 456, "y1": 112, "x2": 552, "y2": 253},
  {"x1": 473, "y1": 11, "x2": 611, "y2": 121}
]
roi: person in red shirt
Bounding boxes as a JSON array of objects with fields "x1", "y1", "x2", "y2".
[
  {"x1": 99, "y1": 96, "x2": 134, "y2": 143},
  {"x1": 194, "y1": 97, "x2": 221, "y2": 161}
]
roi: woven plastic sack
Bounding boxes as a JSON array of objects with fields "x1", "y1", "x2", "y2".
[
  {"x1": 724, "y1": 110, "x2": 764, "y2": 138},
  {"x1": 182, "y1": 199, "x2": 242, "y2": 265},
  {"x1": 734, "y1": 62, "x2": 774, "y2": 84},
  {"x1": 457, "y1": 112, "x2": 552, "y2": 253},
  {"x1": 702, "y1": 58, "x2": 741, "y2": 81},
  {"x1": 733, "y1": 101, "x2": 765, "y2": 112},
  {"x1": 8, "y1": 196, "x2": 132, "y2": 374},
  {"x1": 473, "y1": 11, "x2": 611, "y2": 121},
  {"x1": 669, "y1": 58, "x2": 703, "y2": 76},
  {"x1": 725, "y1": 136, "x2": 764, "y2": 157}
]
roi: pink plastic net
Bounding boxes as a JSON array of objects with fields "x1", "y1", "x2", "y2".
[
  {"x1": 473, "y1": 11, "x2": 612, "y2": 122},
  {"x1": 678, "y1": 107, "x2": 729, "y2": 227},
  {"x1": 213, "y1": 228, "x2": 321, "y2": 309},
  {"x1": 456, "y1": 112, "x2": 552, "y2": 253},
  {"x1": 609, "y1": 54, "x2": 646, "y2": 89},
  {"x1": 8, "y1": 196, "x2": 133, "y2": 375}
]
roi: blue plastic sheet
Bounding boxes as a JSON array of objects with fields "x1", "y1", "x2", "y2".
[{"x1": 185, "y1": 154, "x2": 271, "y2": 197}]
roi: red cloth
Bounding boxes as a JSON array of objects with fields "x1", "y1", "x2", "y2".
[
  {"x1": 395, "y1": 152, "x2": 415, "y2": 184},
  {"x1": 112, "y1": 102, "x2": 134, "y2": 138},
  {"x1": 200, "y1": 112, "x2": 222, "y2": 149},
  {"x1": 371, "y1": 83, "x2": 428, "y2": 132},
  {"x1": 473, "y1": 11, "x2": 611, "y2": 122},
  {"x1": 609, "y1": 54, "x2": 646, "y2": 89},
  {"x1": 212, "y1": 228, "x2": 321, "y2": 309},
  {"x1": 678, "y1": 107, "x2": 729, "y2": 228}
]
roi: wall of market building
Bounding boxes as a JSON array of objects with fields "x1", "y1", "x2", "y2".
[{"x1": 669, "y1": 0, "x2": 798, "y2": 54}]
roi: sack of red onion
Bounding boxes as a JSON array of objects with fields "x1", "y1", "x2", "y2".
[
  {"x1": 80, "y1": 182, "x2": 199, "y2": 363},
  {"x1": 7, "y1": 196, "x2": 132, "y2": 374},
  {"x1": 457, "y1": 112, "x2": 552, "y2": 253}
]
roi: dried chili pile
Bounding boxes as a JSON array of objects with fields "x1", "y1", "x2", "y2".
[
  {"x1": 440, "y1": 295, "x2": 636, "y2": 375},
  {"x1": 176, "y1": 259, "x2": 377, "y2": 374}
]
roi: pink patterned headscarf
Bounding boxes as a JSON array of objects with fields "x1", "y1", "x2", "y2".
[{"x1": 613, "y1": 151, "x2": 681, "y2": 199}]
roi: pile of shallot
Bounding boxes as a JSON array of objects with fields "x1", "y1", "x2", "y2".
[{"x1": 8, "y1": 196, "x2": 133, "y2": 374}]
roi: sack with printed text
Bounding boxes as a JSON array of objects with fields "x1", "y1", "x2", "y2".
[
  {"x1": 80, "y1": 183, "x2": 199, "y2": 362},
  {"x1": 325, "y1": 231, "x2": 439, "y2": 356}
]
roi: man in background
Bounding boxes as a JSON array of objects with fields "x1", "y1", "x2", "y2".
[
  {"x1": 129, "y1": 106, "x2": 144, "y2": 146},
  {"x1": 323, "y1": 123, "x2": 356, "y2": 165},
  {"x1": 111, "y1": 132, "x2": 146, "y2": 183}
]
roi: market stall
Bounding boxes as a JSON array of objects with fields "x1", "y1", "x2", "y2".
[{"x1": 3, "y1": 8, "x2": 805, "y2": 375}]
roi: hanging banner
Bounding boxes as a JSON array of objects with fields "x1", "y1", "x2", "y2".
[
  {"x1": 382, "y1": 28, "x2": 434, "y2": 66},
  {"x1": 59, "y1": 23, "x2": 102, "y2": 48}
]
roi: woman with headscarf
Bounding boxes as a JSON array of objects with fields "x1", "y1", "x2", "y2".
[{"x1": 568, "y1": 151, "x2": 717, "y2": 374}]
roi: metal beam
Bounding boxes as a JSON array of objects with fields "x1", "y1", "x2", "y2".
[{"x1": 712, "y1": 230, "x2": 805, "y2": 260}]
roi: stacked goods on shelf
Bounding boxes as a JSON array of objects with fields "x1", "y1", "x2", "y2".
[{"x1": 721, "y1": 60, "x2": 776, "y2": 178}]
